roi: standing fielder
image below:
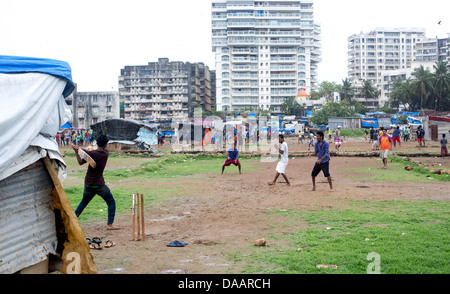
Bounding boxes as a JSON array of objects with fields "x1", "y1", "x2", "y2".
[{"x1": 269, "y1": 134, "x2": 290, "y2": 186}]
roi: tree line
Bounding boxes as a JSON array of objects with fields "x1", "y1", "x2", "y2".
[{"x1": 389, "y1": 61, "x2": 450, "y2": 112}]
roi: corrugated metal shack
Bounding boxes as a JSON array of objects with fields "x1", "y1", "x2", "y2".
[{"x1": 0, "y1": 55, "x2": 96, "y2": 274}]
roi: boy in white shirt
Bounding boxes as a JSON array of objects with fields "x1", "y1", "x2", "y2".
[{"x1": 268, "y1": 134, "x2": 290, "y2": 186}]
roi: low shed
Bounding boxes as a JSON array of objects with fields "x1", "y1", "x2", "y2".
[{"x1": 0, "y1": 55, "x2": 96, "y2": 274}]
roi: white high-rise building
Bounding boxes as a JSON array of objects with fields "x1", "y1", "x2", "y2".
[
  {"x1": 348, "y1": 27, "x2": 427, "y2": 107},
  {"x1": 212, "y1": 0, "x2": 321, "y2": 113},
  {"x1": 348, "y1": 27, "x2": 426, "y2": 88}
]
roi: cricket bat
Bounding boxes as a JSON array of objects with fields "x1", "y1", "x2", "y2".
[{"x1": 78, "y1": 148, "x2": 97, "y2": 168}]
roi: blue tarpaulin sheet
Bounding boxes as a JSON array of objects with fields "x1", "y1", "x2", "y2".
[{"x1": 0, "y1": 55, "x2": 75, "y2": 97}]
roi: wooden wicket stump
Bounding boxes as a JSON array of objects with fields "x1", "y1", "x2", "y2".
[{"x1": 131, "y1": 193, "x2": 146, "y2": 241}]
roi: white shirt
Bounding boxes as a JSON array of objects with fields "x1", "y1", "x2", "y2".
[{"x1": 280, "y1": 142, "x2": 288, "y2": 163}]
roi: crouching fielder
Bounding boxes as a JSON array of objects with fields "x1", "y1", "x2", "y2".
[
  {"x1": 269, "y1": 134, "x2": 290, "y2": 186},
  {"x1": 310, "y1": 131, "x2": 333, "y2": 191}
]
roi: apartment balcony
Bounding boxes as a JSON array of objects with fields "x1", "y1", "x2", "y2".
[
  {"x1": 232, "y1": 57, "x2": 258, "y2": 63},
  {"x1": 270, "y1": 57, "x2": 296, "y2": 62},
  {"x1": 270, "y1": 65, "x2": 296, "y2": 70},
  {"x1": 232, "y1": 65, "x2": 258, "y2": 71},
  {"x1": 227, "y1": 12, "x2": 254, "y2": 18},
  {"x1": 258, "y1": 30, "x2": 302, "y2": 37},
  {"x1": 232, "y1": 82, "x2": 259, "y2": 87},
  {"x1": 270, "y1": 82, "x2": 296, "y2": 87},
  {"x1": 228, "y1": 38, "x2": 256, "y2": 45},
  {"x1": 271, "y1": 90, "x2": 297, "y2": 96},
  {"x1": 257, "y1": 13, "x2": 302, "y2": 19},
  {"x1": 227, "y1": 22, "x2": 256, "y2": 28},
  {"x1": 270, "y1": 48, "x2": 296, "y2": 54},
  {"x1": 270, "y1": 74, "x2": 296, "y2": 79},
  {"x1": 231, "y1": 99, "x2": 259, "y2": 105},
  {"x1": 232, "y1": 91, "x2": 259, "y2": 96},
  {"x1": 232, "y1": 48, "x2": 258, "y2": 54},
  {"x1": 232, "y1": 74, "x2": 259, "y2": 79}
]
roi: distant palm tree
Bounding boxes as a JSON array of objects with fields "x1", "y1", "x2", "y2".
[
  {"x1": 398, "y1": 78, "x2": 417, "y2": 111},
  {"x1": 359, "y1": 80, "x2": 377, "y2": 98},
  {"x1": 433, "y1": 61, "x2": 450, "y2": 111},
  {"x1": 388, "y1": 77, "x2": 404, "y2": 109},
  {"x1": 412, "y1": 65, "x2": 435, "y2": 111},
  {"x1": 359, "y1": 79, "x2": 378, "y2": 107},
  {"x1": 341, "y1": 78, "x2": 354, "y2": 102}
]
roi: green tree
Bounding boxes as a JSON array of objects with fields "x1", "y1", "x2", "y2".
[
  {"x1": 412, "y1": 65, "x2": 435, "y2": 111},
  {"x1": 398, "y1": 78, "x2": 418, "y2": 111},
  {"x1": 316, "y1": 81, "x2": 342, "y2": 99},
  {"x1": 359, "y1": 79, "x2": 379, "y2": 104},
  {"x1": 341, "y1": 78, "x2": 354, "y2": 101},
  {"x1": 310, "y1": 100, "x2": 357, "y2": 126},
  {"x1": 281, "y1": 96, "x2": 301, "y2": 115},
  {"x1": 433, "y1": 61, "x2": 450, "y2": 111},
  {"x1": 388, "y1": 77, "x2": 404, "y2": 109}
]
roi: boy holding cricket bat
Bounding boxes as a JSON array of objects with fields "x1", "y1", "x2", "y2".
[{"x1": 72, "y1": 135, "x2": 119, "y2": 230}]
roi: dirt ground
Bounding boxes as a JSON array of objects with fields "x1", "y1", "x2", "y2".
[{"x1": 73, "y1": 137, "x2": 450, "y2": 274}]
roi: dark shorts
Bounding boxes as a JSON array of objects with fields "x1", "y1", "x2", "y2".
[
  {"x1": 311, "y1": 161, "x2": 330, "y2": 178},
  {"x1": 223, "y1": 159, "x2": 240, "y2": 167}
]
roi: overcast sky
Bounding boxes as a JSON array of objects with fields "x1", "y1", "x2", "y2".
[{"x1": 1, "y1": 0, "x2": 449, "y2": 92}]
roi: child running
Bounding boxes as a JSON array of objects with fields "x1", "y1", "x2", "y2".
[{"x1": 308, "y1": 132, "x2": 315, "y2": 151}]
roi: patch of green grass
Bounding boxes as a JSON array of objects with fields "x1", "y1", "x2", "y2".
[
  {"x1": 64, "y1": 185, "x2": 184, "y2": 224},
  {"x1": 64, "y1": 154, "x2": 261, "y2": 223},
  {"x1": 65, "y1": 186, "x2": 148, "y2": 223},
  {"x1": 347, "y1": 156, "x2": 450, "y2": 182},
  {"x1": 242, "y1": 200, "x2": 450, "y2": 274},
  {"x1": 340, "y1": 128, "x2": 366, "y2": 137},
  {"x1": 103, "y1": 154, "x2": 260, "y2": 181}
]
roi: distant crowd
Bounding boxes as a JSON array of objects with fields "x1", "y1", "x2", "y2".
[{"x1": 57, "y1": 130, "x2": 93, "y2": 147}]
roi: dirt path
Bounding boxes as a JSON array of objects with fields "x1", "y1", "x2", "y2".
[{"x1": 79, "y1": 148, "x2": 450, "y2": 274}]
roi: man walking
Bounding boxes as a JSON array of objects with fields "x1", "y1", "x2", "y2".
[
  {"x1": 379, "y1": 128, "x2": 393, "y2": 169},
  {"x1": 416, "y1": 126, "x2": 425, "y2": 149},
  {"x1": 72, "y1": 135, "x2": 119, "y2": 230},
  {"x1": 268, "y1": 134, "x2": 290, "y2": 186},
  {"x1": 392, "y1": 126, "x2": 401, "y2": 147},
  {"x1": 310, "y1": 131, "x2": 333, "y2": 191},
  {"x1": 441, "y1": 134, "x2": 448, "y2": 156}
]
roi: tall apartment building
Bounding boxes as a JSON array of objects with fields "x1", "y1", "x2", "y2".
[
  {"x1": 415, "y1": 36, "x2": 449, "y2": 62},
  {"x1": 212, "y1": 0, "x2": 321, "y2": 113},
  {"x1": 348, "y1": 27, "x2": 427, "y2": 107},
  {"x1": 348, "y1": 27, "x2": 426, "y2": 86},
  {"x1": 65, "y1": 86, "x2": 120, "y2": 129},
  {"x1": 119, "y1": 58, "x2": 215, "y2": 121}
]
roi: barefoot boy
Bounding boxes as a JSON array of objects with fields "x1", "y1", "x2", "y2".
[
  {"x1": 379, "y1": 128, "x2": 393, "y2": 169},
  {"x1": 269, "y1": 134, "x2": 290, "y2": 186},
  {"x1": 311, "y1": 131, "x2": 333, "y2": 191},
  {"x1": 222, "y1": 142, "x2": 241, "y2": 174}
]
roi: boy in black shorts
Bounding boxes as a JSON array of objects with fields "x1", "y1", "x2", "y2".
[{"x1": 310, "y1": 131, "x2": 333, "y2": 191}]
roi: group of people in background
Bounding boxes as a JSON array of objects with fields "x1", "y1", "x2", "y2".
[
  {"x1": 56, "y1": 130, "x2": 93, "y2": 147},
  {"x1": 368, "y1": 125, "x2": 428, "y2": 150}
]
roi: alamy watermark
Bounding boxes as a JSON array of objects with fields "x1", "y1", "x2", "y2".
[
  {"x1": 367, "y1": 252, "x2": 381, "y2": 274},
  {"x1": 66, "y1": 252, "x2": 81, "y2": 274},
  {"x1": 168, "y1": 108, "x2": 285, "y2": 163}
]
